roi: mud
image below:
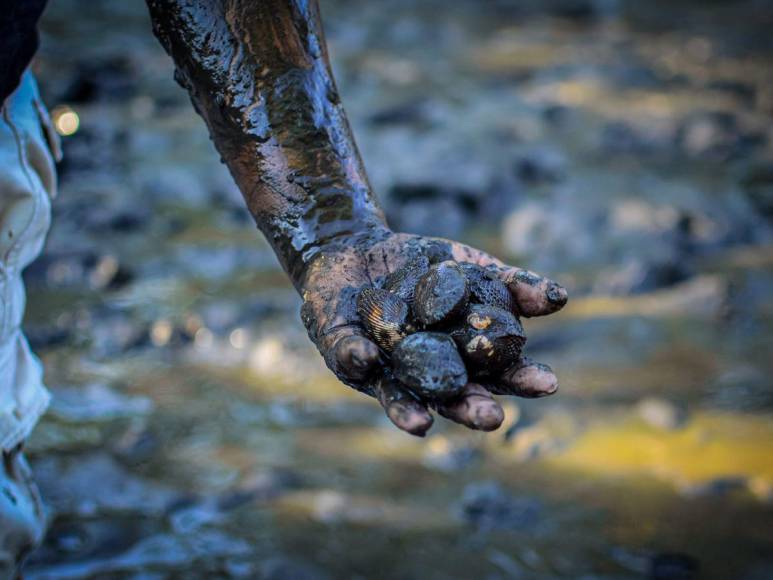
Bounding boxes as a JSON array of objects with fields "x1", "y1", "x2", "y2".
[
  {"x1": 145, "y1": 0, "x2": 389, "y2": 288},
  {"x1": 22, "y1": 0, "x2": 773, "y2": 577}
]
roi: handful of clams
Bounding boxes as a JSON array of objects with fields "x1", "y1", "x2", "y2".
[{"x1": 357, "y1": 257, "x2": 525, "y2": 403}]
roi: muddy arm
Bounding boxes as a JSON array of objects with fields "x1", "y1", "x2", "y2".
[
  {"x1": 145, "y1": 0, "x2": 568, "y2": 436},
  {"x1": 145, "y1": 0, "x2": 388, "y2": 289}
]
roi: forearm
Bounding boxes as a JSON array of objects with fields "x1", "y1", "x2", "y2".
[{"x1": 145, "y1": 0, "x2": 388, "y2": 289}]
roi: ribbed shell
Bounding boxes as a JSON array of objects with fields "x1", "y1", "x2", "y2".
[
  {"x1": 383, "y1": 256, "x2": 430, "y2": 308},
  {"x1": 413, "y1": 261, "x2": 469, "y2": 327},
  {"x1": 450, "y1": 304, "x2": 525, "y2": 375},
  {"x1": 392, "y1": 332, "x2": 467, "y2": 400},
  {"x1": 460, "y1": 262, "x2": 514, "y2": 312},
  {"x1": 357, "y1": 288, "x2": 411, "y2": 352}
]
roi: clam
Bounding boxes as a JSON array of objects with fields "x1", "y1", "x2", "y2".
[
  {"x1": 383, "y1": 256, "x2": 430, "y2": 308},
  {"x1": 392, "y1": 332, "x2": 467, "y2": 400},
  {"x1": 357, "y1": 288, "x2": 411, "y2": 352},
  {"x1": 450, "y1": 304, "x2": 525, "y2": 375},
  {"x1": 460, "y1": 263, "x2": 514, "y2": 312},
  {"x1": 413, "y1": 260, "x2": 469, "y2": 327}
]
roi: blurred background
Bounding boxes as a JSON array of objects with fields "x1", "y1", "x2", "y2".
[{"x1": 21, "y1": 0, "x2": 773, "y2": 578}]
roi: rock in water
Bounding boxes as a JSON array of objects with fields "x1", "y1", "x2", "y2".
[
  {"x1": 383, "y1": 256, "x2": 430, "y2": 308},
  {"x1": 460, "y1": 263, "x2": 514, "y2": 311},
  {"x1": 392, "y1": 332, "x2": 467, "y2": 400},
  {"x1": 450, "y1": 304, "x2": 525, "y2": 375},
  {"x1": 413, "y1": 261, "x2": 469, "y2": 327},
  {"x1": 357, "y1": 288, "x2": 412, "y2": 351}
]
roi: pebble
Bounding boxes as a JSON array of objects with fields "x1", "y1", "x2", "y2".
[
  {"x1": 457, "y1": 482, "x2": 542, "y2": 531},
  {"x1": 636, "y1": 397, "x2": 688, "y2": 430}
]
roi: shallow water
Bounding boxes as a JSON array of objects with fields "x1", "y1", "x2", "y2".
[{"x1": 21, "y1": 0, "x2": 773, "y2": 578}]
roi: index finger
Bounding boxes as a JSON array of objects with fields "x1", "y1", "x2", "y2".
[{"x1": 449, "y1": 244, "x2": 568, "y2": 318}]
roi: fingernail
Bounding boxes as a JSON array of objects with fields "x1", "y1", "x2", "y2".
[
  {"x1": 405, "y1": 415, "x2": 433, "y2": 437},
  {"x1": 543, "y1": 378, "x2": 559, "y2": 396},
  {"x1": 472, "y1": 403, "x2": 504, "y2": 431},
  {"x1": 533, "y1": 368, "x2": 559, "y2": 396},
  {"x1": 546, "y1": 283, "x2": 568, "y2": 306}
]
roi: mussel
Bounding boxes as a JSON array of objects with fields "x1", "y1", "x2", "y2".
[
  {"x1": 357, "y1": 288, "x2": 412, "y2": 352},
  {"x1": 413, "y1": 260, "x2": 469, "y2": 327},
  {"x1": 460, "y1": 263, "x2": 514, "y2": 312},
  {"x1": 450, "y1": 304, "x2": 525, "y2": 375},
  {"x1": 392, "y1": 332, "x2": 467, "y2": 400},
  {"x1": 383, "y1": 256, "x2": 430, "y2": 308}
]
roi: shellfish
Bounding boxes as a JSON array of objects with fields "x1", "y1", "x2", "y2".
[
  {"x1": 450, "y1": 304, "x2": 525, "y2": 375},
  {"x1": 392, "y1": 332, "x2": 467, "y2": 400},
  {"x1": 357, "y1": 288, "x2": 411, "y2": 352},
  {"x1": 413, "y1": 260, "x2": 469, "y2": 327},
  {"x1": 460, "y1": 263, "x2": 514, "y2": 312},
  {"x1": 383, "y1": 256, "x2": 430, "y2": 308}
]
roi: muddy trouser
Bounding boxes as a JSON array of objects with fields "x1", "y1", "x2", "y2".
[{"x1": 0, "y1": 70, "x2": 60, "y2": 577}]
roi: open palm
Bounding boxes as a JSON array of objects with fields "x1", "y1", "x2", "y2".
[{"x1": 300, "y1": 231, "x2": 568, "y2": 436}]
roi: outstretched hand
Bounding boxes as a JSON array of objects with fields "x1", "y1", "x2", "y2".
[{"x1": 300, "y1": 231, "x2": 568, "y2": 436}]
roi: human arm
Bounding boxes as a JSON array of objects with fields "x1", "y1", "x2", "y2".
[{"x1": 145, "y1": 0, "x2": 568, "y2": 435}]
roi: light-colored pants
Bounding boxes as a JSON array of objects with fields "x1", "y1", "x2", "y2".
[{"x1": 0, "y1": 71, "x2": 59, "y2": 453}]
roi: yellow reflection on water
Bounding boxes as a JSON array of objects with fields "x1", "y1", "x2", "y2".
[
  {"x1": 561, "y1": 275, "x2": 725, "y2": 320},
  {"x1": 549, "y1": 412, "x2": 773, "y2": 495}
]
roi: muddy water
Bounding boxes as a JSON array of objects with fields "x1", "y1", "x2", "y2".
[{"x1": 21, "y1": 0, "x2": 773, "y2": 578}]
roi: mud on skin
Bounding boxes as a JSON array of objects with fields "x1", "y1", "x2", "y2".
[
  {"x1": 145, "y1": 0, "x2": 569, "y2": 433},
  {"x1": 146, "y1": 0, "x2": 389, "y2": 287},
  {"x1": 298, "y1": 233, "x2": 567, "y2": 428}
]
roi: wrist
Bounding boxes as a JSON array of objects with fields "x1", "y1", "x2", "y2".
[{"x1": 289, "y1": 222, "x2": 393, "y2": 294}]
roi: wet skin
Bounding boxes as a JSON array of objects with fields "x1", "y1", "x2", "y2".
[{"x1": 146, "y1": 0, "x2": 568, "y2": 435}]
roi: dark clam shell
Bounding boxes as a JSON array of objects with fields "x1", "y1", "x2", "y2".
[
  {"x1": 450, "y1": 304, "x2": 525, "y2": 375},
  {"x1": 383, "y1": 256, "x2": 430, "y2": 308},
  {"x1": 357, "y1": 288, "x2": 411, "y2": 352},
  {"x1": 392, "y1": 332, "x2": 467, "y2": 400},
  {"x1": 460, "y1": 263, "x2": 514, "y2": 312},
  {"x1": 413, "y1": 261, "x2": 469, "y2": 327}
]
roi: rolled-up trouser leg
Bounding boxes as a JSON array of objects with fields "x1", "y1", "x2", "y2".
[{"x1": 0, "y1": 69, "x2": 60, "y2": 578}]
